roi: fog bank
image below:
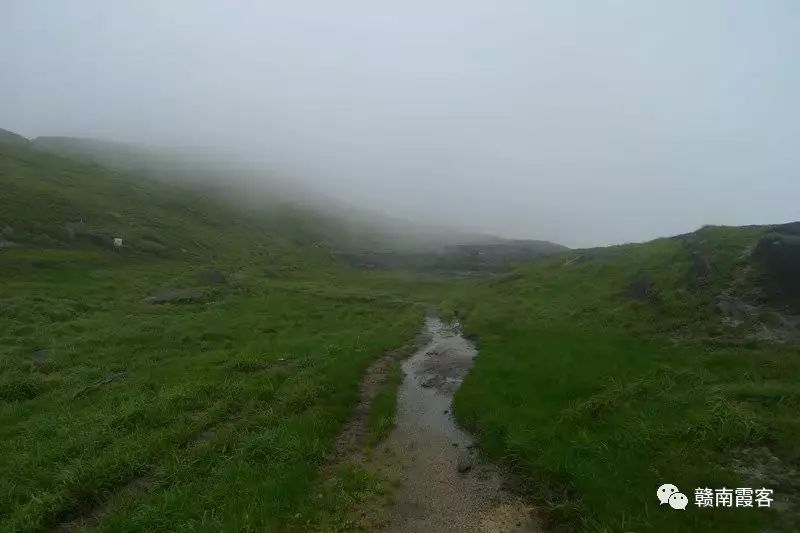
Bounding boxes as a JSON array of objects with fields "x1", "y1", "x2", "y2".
[{"x1": 2, "y1": 1, "x2": 798, "y2": 247}]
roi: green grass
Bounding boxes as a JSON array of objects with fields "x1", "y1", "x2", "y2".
[
  {"x1": 0, "y1": 134, "x2": 478, "y2": 531},
  {"x1": 289, "y1": 462, "x2": 392, "y2": 532},
  {"x1": 450, "y1": 226, "x2": 800, "y2": 532},
  {"x1": 5, "y1": 132, "x2": 798, "y2": 532},
  {"x1": 366, "y1": 362, "x2": 404, "y2": 448},
  {"x1": 0, "y1": 134, "x2": 446, "y2": 531},
  {"x1": 0, "y1": 247, "x2": 428, "y2": 531},
  {"x1": 0, "y1": 135, "x2": 338, "y2": 271}
]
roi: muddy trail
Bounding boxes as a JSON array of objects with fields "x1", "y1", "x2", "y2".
[{"x1": 363, "y1": 315, "x2": 538, "y2": 532}]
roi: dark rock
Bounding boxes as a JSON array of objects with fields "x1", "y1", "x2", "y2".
[
  {"x1": 63, "y1": 222, "x2": 109, "y2": 246},
  {"x1": 77, "y1": 229, "x2": 108, "y2": 247},
  {"x1": 753, "y1": 230, "x2": 800, "y2": 311},
  {"x1": 689, "y1": 251, "x2": 712, "y2": 288},
  {"x1": 137, "y1": 239, "x2": 169, "y2": 254},
  {"x1": 33, "y1": 349, "x2": 47, "y2": 363},
  {"x1": 197, "y1": 269, "x2": 226, "y2": 285},
  {"x1": 627, "y1": 275, "x2": 658, "y2": 301},
  {"x1": 456, "y1": 450, "x2": 475, "y2": 473},
  {"x1": 146, "y1": 288, "x2": 206, "y2": 304}
]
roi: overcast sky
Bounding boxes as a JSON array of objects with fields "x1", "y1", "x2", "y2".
[{"x1": 2, "y1": 1, "x2": 798, "y2": 247}]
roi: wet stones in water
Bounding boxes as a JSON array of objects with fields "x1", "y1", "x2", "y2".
[
  {"x1": 457, "y1": 450, "x2": 475, "y2": 473},
  {"x1": 146, "y1": 288, "x2": 206, "y2": 304},
  {"x1": 421, "y1": 375, "x2": 444, "y2": 389}
]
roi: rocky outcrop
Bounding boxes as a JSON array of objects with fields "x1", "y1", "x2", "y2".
[{"x1": 753, "y1": 224, "x2": 800, "y2": 311}]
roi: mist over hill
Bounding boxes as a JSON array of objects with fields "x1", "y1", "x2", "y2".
[
  {"x1": 3, "y1": 2, "x2": 800, "y2": 531},
  {"x1": 3, "y1": 129, "x2": 565, "y2": 271}
]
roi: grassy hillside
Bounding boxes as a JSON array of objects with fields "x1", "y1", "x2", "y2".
[
  {"x1": 1, "y1": 135, "x2": 336, "y2": 272},
  {"x1": 0, "y1": 132, "x2": 445, "y2": 530},
  {"x1": 29, "y1": 135, "x2": 567, "y2": 271},
  {"x1": 448, "y1": 224, "x2": 800, "y2": 532},
  {"x1": 6, "y1": 127, "x2": 798, "y2": 532}
]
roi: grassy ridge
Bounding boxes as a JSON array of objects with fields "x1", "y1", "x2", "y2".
[{"x1": 450, "y1": 226, "x2": 800, "y2": 532}]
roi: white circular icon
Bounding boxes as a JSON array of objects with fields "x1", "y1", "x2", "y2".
[
  {"x1": 669, "y1": 492, "x2": 688, "y2": 510},
  {"x1": 657, "y1": 484, "x2": 679, "y2": 505}
]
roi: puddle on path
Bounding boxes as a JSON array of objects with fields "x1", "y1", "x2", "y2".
[{"x1": 369, "y1": 315, "x2": 538, "y2": 532}]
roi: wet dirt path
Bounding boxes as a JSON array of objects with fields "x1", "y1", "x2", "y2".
[{"x1": 368, "y1": 315, "x2": 538, "y2": 532}]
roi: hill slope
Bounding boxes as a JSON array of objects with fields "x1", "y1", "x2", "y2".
[
  {"x1": 447, "y1": 224, "x2": 800, "y2": 532},
  {"x1": 29, "y1": 135, "x2": 566, "y2": 269},
  {"x1": 0, "y1": 131, "x2": 438, "y2": 531},
  {"x1": 2, "y1": 133, "x2": 336, "y2": 271}
]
